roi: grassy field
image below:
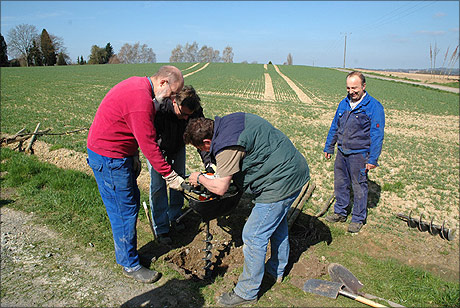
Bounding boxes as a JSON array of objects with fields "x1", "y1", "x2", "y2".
[{"x1": 1, "y1": 63, "x2": 459, "y2": 307}]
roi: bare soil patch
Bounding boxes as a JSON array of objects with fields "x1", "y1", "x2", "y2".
[
  {"x1": 358, "y1": 69, "x2": 459, "y2": 84},
  {"x1": 264, "y1": 72, "x2": 275, "y2": 101}
]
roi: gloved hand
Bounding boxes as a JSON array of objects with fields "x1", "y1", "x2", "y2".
[
  {"x1": 163, "y1": 170, "x2": 185, "y2": 191},
  {"x1": 133, "y1": 155, "x2": 142, "y2": 179}
]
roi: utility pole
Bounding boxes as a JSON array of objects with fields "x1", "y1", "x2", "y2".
[{"x1": 341, "y1": 32, "x2": 351, "y2": 68}]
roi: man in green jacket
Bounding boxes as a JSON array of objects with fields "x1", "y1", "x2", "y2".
[{"x1": 184, "y1": 112, "x2": 310, "y2": 306}]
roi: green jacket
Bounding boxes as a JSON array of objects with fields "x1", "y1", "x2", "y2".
[{"x1": 211, "y1": 112, "x2": 310, "y2": 203}]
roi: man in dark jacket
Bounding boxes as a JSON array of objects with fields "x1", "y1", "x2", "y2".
[
  {"x1": 147, "y1": 85, "x2": 212, "y2": 244},
  {"x1": 323, "y1": 71, "x2": 385, "y2": 233},
  {"x1": 184, "y1": 113, "x2": 310, "y2": 306}
]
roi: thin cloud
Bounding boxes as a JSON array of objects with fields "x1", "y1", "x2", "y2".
[
  {"x1": 433, "y1": 12, "x2": 447, "y2": 18},
  {"x1": 388, "y1": 34, "x2": 410, "y2": 43},
  {"x1": 416, "y1": 30, "x2": 446, "y2": 36}
]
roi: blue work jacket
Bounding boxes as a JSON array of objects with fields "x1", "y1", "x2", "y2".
[{"x1": 324, "y1": 93, "x2": 385, "y2": 166}]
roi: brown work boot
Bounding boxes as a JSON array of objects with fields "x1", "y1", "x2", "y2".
[
  {"x1": 217, "y1": 290, "x2": 257, "y2": 307},
  {"x1": 122, "y1": 265, "x2": 161, "y2": 283},
  {"x1": 325, "y1": 213, "x2": 347, "y2": 223},
  {"x1": 348, "y1": 222, "x2": 363, "y2": 233}
]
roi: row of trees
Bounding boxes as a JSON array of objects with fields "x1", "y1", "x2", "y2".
[
  {"x1": 1, "y1": 24, "x2": 251, "y2": 67},
  {"x1": 170, "y1": 42, "x2": 233, "y2": 63},
  {"x1": 86, "y1": 43, "x2": 114, "y2": 64},
  {"x1": 4, "y1": 24, "x2": 70, "y2": 67},
  {"x1": 84, "y1": 42, "x2": 156, "y2": 65}
]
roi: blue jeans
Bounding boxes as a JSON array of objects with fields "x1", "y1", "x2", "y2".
[
  {"x1": 334, "y1": 150, "x2": 369, "y2": 223},
  {"x1": 86, "y1": 148, "x2": 140, "y2": 270},
  {"x1": 147, "y1": 146, "x2": 185, "y2": 235},
  {"x1": 234, "y1": 189, "x2": 301, "y2": 301}
]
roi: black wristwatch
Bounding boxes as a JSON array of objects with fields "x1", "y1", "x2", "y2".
[{"x1": 197, "y1": 173, "x2": 203, "y2": 185}]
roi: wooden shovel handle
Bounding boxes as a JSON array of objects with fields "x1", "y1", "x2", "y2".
[{"x1": 340, "y1": 289, "x2": 387, "y2": 307}]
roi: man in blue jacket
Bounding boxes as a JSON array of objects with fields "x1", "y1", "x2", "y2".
[
  {"x1": 184, "y1": 113, "x2": 310, "y2": 306},
  {"x1": 323, "y1": 71, "x2": 385, "y2": 233}
]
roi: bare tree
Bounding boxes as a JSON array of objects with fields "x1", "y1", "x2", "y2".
[
  {"x1": 108, "y1": 55, "x2": 120, "y2": 64},
  {"x1": 441, "y1": 46, "x2": 450, "y2": 76},
  {"x1": 430, "y1": 43, "x2": 433, "y2": 75},
  {"x1": 447, "y1": 45, "x2": 459, "y2": 73},
  {"x1": 213, "y1": 50, "x2": 221, "y2": 62},
  {"x1": 183, "y1": 41, "x2": 199, "y2": 62},
  {"x1": 198, "y1": 45, "x2": 220, "y2": 62},
  {"x1": 118, "y1": 42, "x2": 156, "y2": 64},
  {"x1": 287, "y1": 53, "x2": 293, "y2": 65},
  {"x1": 170, "y1": 44, "x2": 184, "y2": 62},
  {"x1": 222, "y1": 46, "x2": 234, "y2": 63},
  {"x1": 6, "y1": 24, "x2": 38, "y2": 66},
  {"x1": 432, "y1": 42, "x2": 440, "y2": 76}
]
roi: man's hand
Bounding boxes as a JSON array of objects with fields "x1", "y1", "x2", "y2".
[
  {"x1": 133, "y1": 155, "x2": 142, "y2": 178},
  {"x1": 163, "y1": 170, "x2": 185, "y2": 191},
  {"x1": 189, "y1": 171, "x2": 202, "y2": 187},
  {"x1": 366, "y1": 163, "x2": 377, "y2": 171},
  {"x1": 324, "y1": 152, "x2": 332, "y2": 159}
]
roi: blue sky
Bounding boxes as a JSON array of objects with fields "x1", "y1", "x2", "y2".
[{"x1": 1, "y1": 1, "x2": 459, "y2": 69}]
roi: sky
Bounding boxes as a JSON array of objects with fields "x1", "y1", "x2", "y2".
[{"x1": 1, "y1": 1, "x2": 459, "y2": 69}]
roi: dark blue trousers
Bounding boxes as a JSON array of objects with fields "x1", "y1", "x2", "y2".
[{"x1": 333, "y1": 150, "x2": 368, "y2": 223}]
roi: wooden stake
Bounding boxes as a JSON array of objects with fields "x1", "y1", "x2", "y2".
[
  {"x1": 288, "y1": 181, "x2": 316, "y2": 230},
  {"x1": 25, "y1": 123, "x2": 41, "y2": 153},
  {"x1": 143, "y1": 201, "x2": 156, "y2": 240},
  {"x1": 287, "y1": 181, "x2": 310, "y2": 221}
]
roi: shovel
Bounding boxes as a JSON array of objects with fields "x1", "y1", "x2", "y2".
[
  {"x1": 303, "y1": 279, "x2": 387, "y2": 307},
  {"x1": 328, "y1": 263, "x2": 405, "y2": 307}
]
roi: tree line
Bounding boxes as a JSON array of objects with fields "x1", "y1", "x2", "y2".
[
  {"x1": 2, "y1": 24, "x2": 69, "y2": 67},
  {"x1": 1, "y1": 24, "x2": 236, "y2": 67}
]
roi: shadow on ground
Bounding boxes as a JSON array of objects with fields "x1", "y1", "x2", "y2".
[
  {"x1": 120, "y1": 278, "x2": 207, "y2": 308},
  {"x1": 136, "y1": 192, "x2": 334, "y2": 303}
]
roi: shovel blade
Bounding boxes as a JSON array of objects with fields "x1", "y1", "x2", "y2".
[
  {"x1": 303, "y1": 279, "x2": 343, "y2": 299},
  {"x1": 328, "y1": 263, "x2": 364, "y2": 294}
]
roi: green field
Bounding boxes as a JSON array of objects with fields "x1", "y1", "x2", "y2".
[{"x1": 1, "y1": 63, "x2": 459, "y2": 307}]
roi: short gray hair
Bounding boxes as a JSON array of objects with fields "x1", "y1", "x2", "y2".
[
  {"x1": 347, "y1": 71, "x2": 366, "y2": 86},
  {"x1": 153, "y1": 65, "x2": 183, "y2": 84}
]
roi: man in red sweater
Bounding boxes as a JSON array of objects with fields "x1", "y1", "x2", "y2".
[{"x1": 87, "y1": 66, "x2": 186, "y2": 283}]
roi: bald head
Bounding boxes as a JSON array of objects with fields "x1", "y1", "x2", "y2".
[
  {"x1": 151, "y1": 65, "x2": 184, "y2": 102},
  {"x1": 154, "y1": 65, "x2": 184, "y2": 87}
]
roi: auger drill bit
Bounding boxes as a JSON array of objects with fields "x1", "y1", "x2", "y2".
[
  {"x1": 202, "y1": 221, "x2": 213, "y2": 277},
  {"x1": 396, "y1": 211, "x2": 456, "y2": 241}
]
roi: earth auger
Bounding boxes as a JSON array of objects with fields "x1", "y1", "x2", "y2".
[
  {"x1": 396, "y1": 210, "x2": 456, "y2": 241},
  {"x1": 176, "y1": 176, "x2": 242, "y2": 279}
]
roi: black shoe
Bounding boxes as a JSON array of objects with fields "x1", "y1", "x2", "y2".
[
  {"x1": 325, "y1": 213, "x2": 347, "y2": 223},
  {"x1": 264, "y1": 272, "x2": 283, "y2": 284},
  {"x1": 171, "y1": 221, "x2": 185, "y2": 232},
  {"x1": 122, "y1": 265, "x2": 161, "y2": 283},
  {"x1": 348, "y1": 222, "x2": 363, "y2": 233},
  {"x1": 156, "y1": 233, "x2": 172, "y2": 245},
  {"x1": 218, "y1": 290, "x2": 257, "y2": 307}
]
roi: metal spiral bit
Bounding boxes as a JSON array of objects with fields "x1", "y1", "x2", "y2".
[
  {"x1": 202, "y1": 221, "x2": 213, "y2": 278},
  {"x1": 396, "y1": 211, "x2": 456, "y2": 241}
]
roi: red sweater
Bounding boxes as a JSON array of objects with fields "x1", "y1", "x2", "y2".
[{"x1": 87, "y1": 76, "x2": 172, "y2": 176}]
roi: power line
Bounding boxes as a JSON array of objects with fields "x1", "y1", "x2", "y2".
[{"x1": 359, "y1": 1, "x2": 438, "y2": 35}]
